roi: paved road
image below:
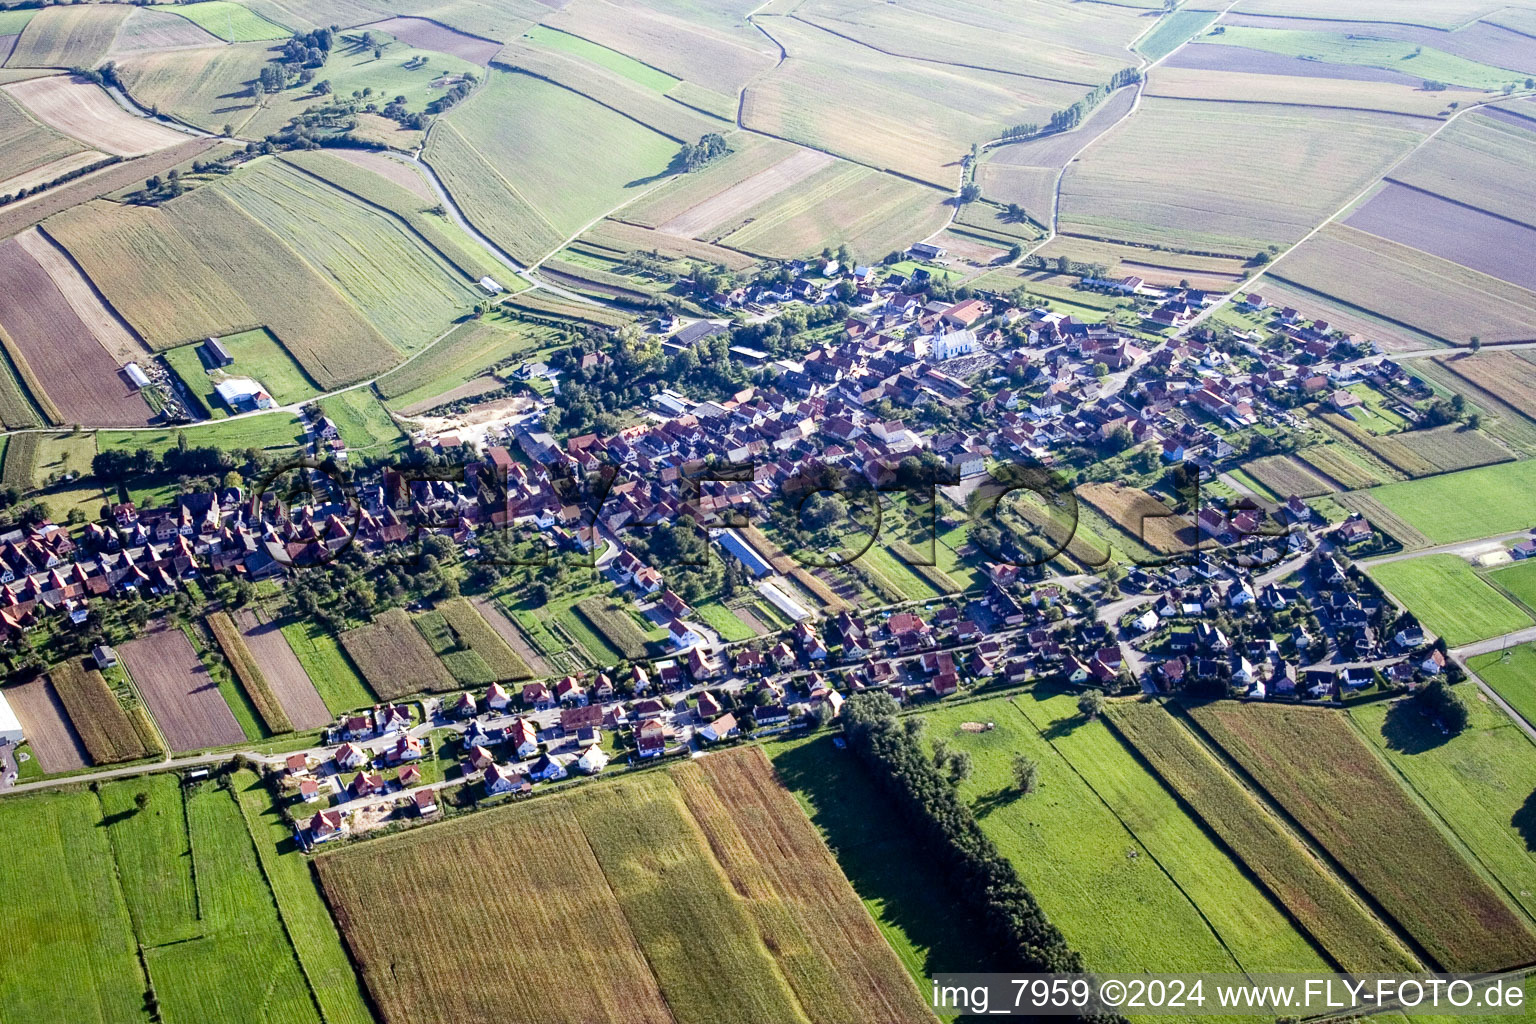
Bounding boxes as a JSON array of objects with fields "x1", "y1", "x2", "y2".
[
  {"x1": 1358, "y1": 529, "x2": 1533, "y2": 567},
  {"x1": 1453, "y1": 626, "x2": 1536, "y2": 660}
]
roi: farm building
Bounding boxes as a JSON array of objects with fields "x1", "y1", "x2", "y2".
[
  {"x1": 0, "y1": 692, "x2": 22, "y2": 746},
  {"x1": 908, "y1": 242, "x2": 946, "y2": 260},
  {"x1": 202, "y1": 337, "x2": 233, "y2": 366},
  {"x1": 214, "y1": 378, "x2": 276, "y2": 412},
  {"x1": 478, "y1": 277, "x2": 503, "y2": 294},
  {"x1": 718, "y1": 529, "x2": 772, "y2": 577},
  {"x1": 758, "y1": 580, "x2": 810, "y2": 621},
  {"x1": 124, "y1": 363, "x2": 151, "y2": 389}
]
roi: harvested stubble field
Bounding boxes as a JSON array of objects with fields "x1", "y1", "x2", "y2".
[
  {"x1": 1370, "y1": 554, "x2": 1532, "y2": 647},
  {"x1": 120, "y1": 627, "x2": 247, "y2": 751},
  {"x1": 0, "y1": 236, "x2": 151, "y2": 426},
  {"x1": 743, "y1": 15, "x2": 1084, "y2": 189},
  {"x1": 1188, "y1": 701, "x2": 1536, "y2": 972},
  {"x1": 207, "y1": 610, "x2": 293, "y2": 734},
  {"x1": 18, "y1": 227, "x2": 146, "y2": 364},
  {"x1": 1271, "y1": 224, "x2": 1536, "y2": 344},
  {"x1": 2, "y1": 676, "x2": 87, "y2": 771},
  {"x1": 979, "y1": 86, "x2": 1138, "y2": 215},
  {"x1": 1346, "y1": 181, "x2": 1536, "y2": 293},
  {"x1": 317, "y1": 746, "x2": 932, "y2": 1024},
  {"x1": 1243, "y1": 454, "x2": 1334, "y2": 498},
  {"x1": 622, "y1": 132, "x2": 797, "y2": 228},
  {"x1": 49, "y1": 657, "x2": 153, "y2": 763},
  {"x1": 47, "y1": 191, "x2": 401, "y2": 387},
  {"x1": 437, "y1": 597, "x2": 531, "y2": 680},
  {"x1": 1078, "y1": 482, "x2": 1197, "y2": 556},
  {"x1": 0, "y1": 85, "x2": 87, "y2": 192},
  {"x1": 583, "y1": 217, "x2": 758, "y2": 270},
  {"x1": 1391, "y1": 114, "x2": 1536, "y2": 228},
  {"x1": 340, "y1": 606, "x2": 456, "y2": 699},
  {"x1": 1143, "y1": 66, "x2": 1470, "y2": 118},
  {"x1": 1060, "y1": 100, "x2": 1429, "y2": 255},
  {"x1": 429, "y1": 69, "x2": 679, "y2": 264},
  {"x1": 3, "y1": 3, "x2": 130, "y2": 68},
  {"x1": 1107, "y1": 702, "x2": 1417, "y2": 972},
  {"x1": 106, "y1": 7, "x2": 223, "y2": 56},
  {"x1": 371, "y1": 15, "x2": 501, "y2": 64},
  {"x1": 2, "y1": 75, "x2": 185, "y2": 157},
  {"x1": 111, "y1": 41, "x2": 274, "y2": 135},
  {"x1": 661, "y1": 146, "x2": 834, "y2": 240}
]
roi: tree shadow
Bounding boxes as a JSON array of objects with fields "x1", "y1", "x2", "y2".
[
  {"x1": 1512, "y1": 789, "x2": 1536, "y2": 853},
  {"x1": 96, "y1": 807, "x2": 141, "y2": 828},
  {"x1": 971, "y1": 786, "x2": 1019, "y2": 819},
  {"x1": 626, "y1": 151, "x2": 689, "y2": 188},
  {"x1": 1380, "y1": 699, "x2": 1449, "y2": 754},
  {"x1": 1040, "y1": 715, "x2": 1084, "y2": 740}
]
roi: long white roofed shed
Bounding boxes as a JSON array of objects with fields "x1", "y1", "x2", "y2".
[{"x1": 0, "y1": 691, "x2": 23, "y2": 746}]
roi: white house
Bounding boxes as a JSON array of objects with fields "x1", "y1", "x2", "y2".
[
  {"x1": 576, "y1": 743, "x2": 609, "y2": 774},
  {"x1": 529, "y1": 753, "x2": 567, "y2": 782},
  {"x1": 699, "y1": 712, "x2": 739, "y2": 743},
  {"x1": 510, "y1": 718, "x2": 540, "y2": 759}
]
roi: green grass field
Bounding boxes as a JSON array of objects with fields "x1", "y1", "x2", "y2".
[
  {"x1": 429, "y1": 68, "x2": 680, "y2": 264},
  {"x1": 319, "y1": 388, "x2": 406, "y2": 454},
  {"x1": 1370, "y1": 555, "x2": 1532, "y2": 648},
  {"x1": 1136, "y1": 9, "x2": 1218, "y2": 62},
  {"x1": 376, "y1": 315, "x2": 556, "y2": 407},
  {"x1": 1014, "y1": 691, "x2": 1329, "y2": 972},
  {"x1": 1352, "y1": 688, "x2": 1536, "y2": 927},
  {"x1": 99, "y1": 775, "x2": 199, "y2": 947},
  {"x1": 1471, "y1": 645, "x2": 1536, "y2": 732},
  {"x1": 522, "y1": 24, "x2": 679, "y2": 91},
  {"x1": 692, "y1": 599, "x2": 756, "y2": 641},
  {"x1": 1367, "y1": 460, "x2": 1536, "y2": 545},
  {"x1": 163, "y1": 328, "x2": 323, "y2": 417},
  {"x1": 280, "y1": 617, "x2": 376, "y2": 714},
  {"x1": 922, "y1": 695, "x2": 1248, "y2": 983},
  {"x1": 231, "y1": 771, "x2": 376, "y2": 1024},
  {"x1": 1207, "y1": 26, "x2": 1528, "y2": 90},
  {"x1": 1490, "y1": 558, "x2": 1536, "y2": 613},
  {"x1": 154, "y1": 1, "x2": 288, "y2": 40},
  {"x1": 98, "y1": 415, "x2": 307, "y2": 464},
  {"x1": 0, "y1": 8, "x2": 35, "y2": 33},
  {"x1": 0, "y1": 789, "x2": 148, "y2": 1024}
]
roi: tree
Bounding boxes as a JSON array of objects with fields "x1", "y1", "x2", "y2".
[
  {"x1": 1012, "y1": 753, "x2": 1039, "y2": 796},
  {"x1": 1470, "y1": 335, "x2": 1482, "y2": 353},
  {"x1": 1006, "y1": 243, "x2": 1023, "y2": 263},
  {"x1": 134, "y1": 791, "x2": 149, "y2": 812},
  {"x1": 947, "y1": 749, "x2": 973, "y2": 786},
  {"x1": 958, "y1": 183, "x2": 982, "y2": 204},
  {"x1": 1417, "y1": 679, "x2": 1468, "y2": 734},
  {"x1": 1077, "y1": 689, "x2": 1106, "y2": 719}
]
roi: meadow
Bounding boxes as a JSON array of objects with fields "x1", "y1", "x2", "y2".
[
  {"x1": 1136, "y1": 9, "x2": 1220, "y2": 62},
  {"x1": 1272, "y1": 224, "x2": 1536, "y2": 345},
  {"x1": 316, "y1": 746, "x2": 932, "y2": 1024},
  {"x1": 1371, "y1": 555, "x2": 1531, "y2": 647},
  {"x1": 1351, "y1": 689, "x2": 1536, "y2": 925},
  {"x1": 1060, "y1": 100, "x2": 1429, "y2": 255},
  {"x1": 47, "y1": 193, "x2": 402, "y2": 388},
  {"x1": 919, "y1": 696, "x2": 1249, "y2": 980},
  {"x1": 112, "y1": 42, "x2": 276, "y2": 136},
  {"x1": 279, "y1": 617, "x2": 376, "y2": 713},
  {"x1": 163, "y1": 327, "x2": 321, "y2": 416},
  {"x1": 1365, "y1": 458, "x2": 1536, "y2": 545},
  {"x1": 1188, "y1": 701, "x2": 1536, "y2": 971},
  {"x1": 99, "y1": 775, "x2": 199, "y2": 945},
  {"x1": 0, "y1": 789, "x2": 148, "y2": 1024},
  {"x1": 154, "y1": 1, "x2": 288, "y2": 41},
  {"x1": 1108, "y1": 701, "x2": 1418, "y2": 971},
  {"x1": 376, "y1": 316, "x2": 555, "y2": 408},
  {"x1": 1206, "y1": 26, "x2": 1527, "y2": 90},
  {"x1": 429, "y1": 69, "x2": 680, "y2": 265},
  {"x1": 97, "y1": 414, "x2": 306, "y2": 462},
  {"x1": 318, "y1": 388, "x2": 407, "y2": 454},
  {"x1": 1491, "y1": 558, "x2": 1536, "y2": 612},
  {"x1": 208, "y1": 609, "x2": 293, "y2": 734},
  {"x1": 340, "y1": 606, "x2": 457, "y2": 698},
  {"x1": 1471, "y1": 644, "x2": 1536, "y2": 729}
]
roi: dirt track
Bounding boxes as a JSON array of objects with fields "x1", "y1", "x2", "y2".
[
  {"x1": 234, "y1": 609, "x2": 332, "y2": 730},
  {"x1": 3, "y1": 75, "x2": 185, "y2": 157},
  {"x1": 120, "y1": 629, "x2": 246, "y2": 752},
  {"x1": 5, "y1": 677, "x2": 89, "y2": 771},
  {"x1": 660, "y1": 148, "x2": 834, "y2": 239}
]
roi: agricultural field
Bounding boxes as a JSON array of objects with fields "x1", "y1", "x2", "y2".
[
  {"x1": 919, "y1": 696, "x2": 1254, "y2": 978},
  {"x1": 742, "y1": 15, "x2": 1087, "y2": 189},
  {"x1": 1271, "y1": 223, "x2": 1536, "y2": 345},
  {"x1": 1243, "y1": 454, "x2": 1334, "y2": 498},
  {"x1": 119, "y1": 627, "x2": 248, "y2": 751},
  {"x1": 1471, "y1": 644, "x2": 1536, "y2": 730},
  {"x1": 1347, "y1": 181, "x2": 1536, "y2": 292},
  {"x1": 1188, "y1": 701, "x2": 1536, "y2": 971},
  {"x1": 2, "y1": 675, "x2": 88, "y2": 772},
  {"x1": 1364, "y1": 458, "x2": 1536, "y2": 544},
  {"x1": 371, "y1": 15, "x2": 502, "y2": 63},
  {"x1": 0, "y1": 85, "x2": 90, "y2": 196},
  {"x1": 1034, "y1": 235, "x2": 1251, "y2": 292},
  {"x1": 318, "y1": 388, "x2": 407, "y2": 454},
  {"x1": 376, "y1": 315, "x2": 556, "y2": 409},
  {"x1": 573, "y1": 594, "x2": 653, "y2": 661},
  {"x1": 1298, "y1": 442, "x2": 1389, "y2": 491},
  {"x1": 154, "y1": 1, "x2": 288, "y2": 42},
  {"x1": 1351, "y1": 687, "x2": 1536, "y2": 924},
  {"x1": 98, "y1": 774, "x2": 199, "y2": 946},
  {"x1": 3, "y1": 3, "x2": 131, "y2": 68},
  {"x1": 1145, "y1": 65, "x2": 1478, "y2": 118},
  {"x1": 48, "y1": 657, "x2": 154, "y2": 764},
  {"x1": 0, "y1": 789, "x2": 148, "y2": 1024},
  {"x1": 0, "y1": 235, "x2": 152, "y2": 426},
  {"x1": 279, "y1": 617, "x2": 376, "y2": 714},
  {"x1": 978, "y1": 87, "x2": 1138, "y2": 219},
  {"x1": 2, "y1": 75, "x2": 186, "y2": 157},
  {"x1": 207, "y1": 609, "x2": 294, "y2": 735},
  {"x1": 340, "y1": 606, "x2": 457, "y2": 699},
  {"x1": 428, "y1": 69, "x2": 680, "y2": 265},
  {"x1": 47, "y1": 192, "x2": 403, "y2": 387},
  {"x1": 163, "y1": 327, "x2": 321, "y2": 416},
  {"x1": 1203, "y1": 25, "x2": 1528, "y2": 90},
  {"x1": 1429, "y1": 351, "x2": 1536, "y2": 436},
  {"x1": 1369, "y1": 554, "x2": 1532, "y2": 647},
  {"x1": 110, "y1": 42, "x2": 275, "y2": 136},
  {"x1": 216, "y1": 158, "x2": 479, "y2": 357},
  {"x1": 436, "y1": 596, "x2": 532, "y2": 680},
  {"x1": 229, "y1": 608, "x2": 331, "y2": 730},
  {"x1": 1490, "y1": 558, "x2": 1536, "y2": 614},
  {"x1": 1078, "y1": 482, "x2": 1197, "y2": 556},
  {"x1": 1390, "y1": 113, "x2": 1536, "y2": 227},
  {"x1": 1108, "y1": 701, "x2": 1418, "y2": 971},
  {"x1": 106, "y1": 6, "x2": 224, "y2": 57},
  {"x1": 316, "y1": 745, "x2": 933, "y2": 1024},
  {"x1": 1060, "y1": 100, "x2": 1430, "y2": 256},
  {"x1": 1137, "y1": 9, "x2": 1220, "y2": 61}
]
